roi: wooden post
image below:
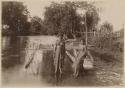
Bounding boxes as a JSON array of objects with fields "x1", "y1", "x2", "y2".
[{"x1": 85, "y1": 13, "x2": 88, "y2": 47}]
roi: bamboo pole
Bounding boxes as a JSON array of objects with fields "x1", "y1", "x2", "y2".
[{"x1": 85, "y1": 13, "x2": 88, "y2": 47}]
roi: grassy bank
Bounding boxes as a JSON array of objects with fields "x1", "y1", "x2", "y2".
[{"x1": 90, "y1": 47, "x2": 123, "y2": 63}]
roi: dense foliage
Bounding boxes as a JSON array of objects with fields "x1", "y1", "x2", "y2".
[
  {"x1": 95, "y1": 22, "x2": 114, "y2": 48},
  {"x1": 44, "y1": 2, "x2": 81, "y2": 38},
  {"x1": 30, "y1": 16, "x2": 47, "y2": 35},
  {"x1": 2, "y1": 1, "x2": 100, "y2": 37},
  {"x1": 2, "y1": 1, "x2": 30, "y2": 36},
  {"x1": 44, "y1": 1, "x2": 100, "y2": 38}
]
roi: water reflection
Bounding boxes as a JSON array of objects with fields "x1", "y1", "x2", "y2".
[
  {"x1": 2, "y1": 36, "x2": 58, "y2": 86},
  {"x1": 2, "y1": 36, "x2": 28, "y2": 69}
]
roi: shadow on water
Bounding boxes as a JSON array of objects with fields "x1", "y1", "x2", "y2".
[
  {"x1": 39, "y1": 50, "x2": 98, "y2": 86},
  {"x1": 40, "y1": 50, "x2": 56, "y2": 85},
  {"x1": 2, "y1": 36, "x2": 28, "y2": 69}
]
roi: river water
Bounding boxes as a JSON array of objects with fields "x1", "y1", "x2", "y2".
[
  {"x1": 2, "y1": 36, "x2": 58, "y2": 86},
  {"x1": 2, "y1": 36, "x2": 124, "y2": 87}
]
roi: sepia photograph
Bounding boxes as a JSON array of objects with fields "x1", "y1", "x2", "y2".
[{"x1": 1, "y1": 0, "x2": 124, "y2": 87}]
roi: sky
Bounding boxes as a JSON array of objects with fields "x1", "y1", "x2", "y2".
[{"x1": 23, "y1": 0, "x2": 125, "y2": 32}]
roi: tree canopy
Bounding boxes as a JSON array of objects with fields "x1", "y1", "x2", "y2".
[
  {"x1": 44, "y1": 2, "x2": 81, "y2": 38},
  {"x1": 71, "y1": 1, "x2": 100, "y2": 31},
  {"x1": 2, "y1": 1, "x2": 30, "y2": 36},
  {"x1": 30, "y1": 16, "x2": 47, "y2": 35},
  {"x1": 2, "y1": 1, "x2": 100, "y2": 37},
  {"x1": 100, "y1": 21, "x2": 113, "y2": 34},
  {"x1": 44, "y1": 1, "x2": 100, "y2": 38}
]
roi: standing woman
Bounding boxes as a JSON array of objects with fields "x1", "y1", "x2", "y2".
[
  {"x1": 60, "y1": 33, "x2": 66, "y2": 71},
  {"x1": 54, "y1": 33, "x2": 66, "y2": 81}
]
